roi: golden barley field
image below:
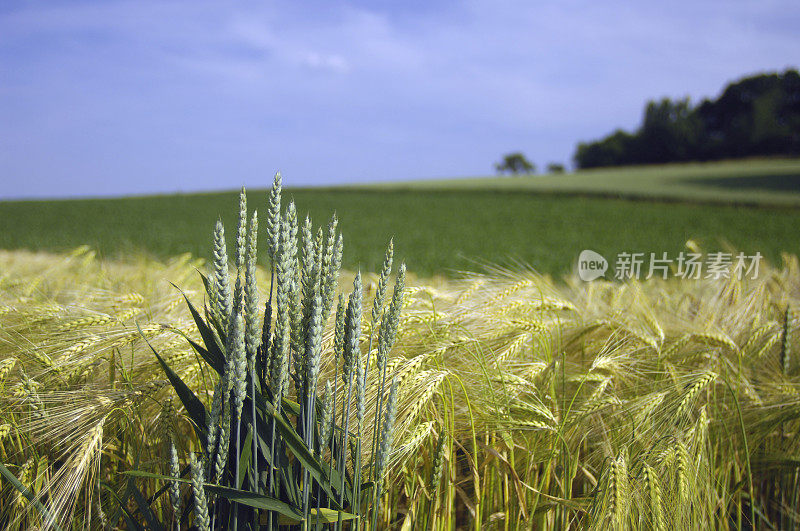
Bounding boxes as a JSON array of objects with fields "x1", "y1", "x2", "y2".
[{"x1": 2, "y1": 233, "x2": 799, "y2": 529}]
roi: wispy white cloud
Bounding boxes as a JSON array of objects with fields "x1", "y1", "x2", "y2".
[{"x1": 1, "y1": 0, "x2": 798, "y2": 197}]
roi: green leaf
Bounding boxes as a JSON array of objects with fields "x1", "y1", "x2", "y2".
[
  {"x1": 238, "y1": 428, "x2": 253, "y2": 489},
  {"x1": 277, "y1": 508, "x2": 357, "y2": 525},
  {"x1": 130, "y1": 479, "x2": 165, "y2": 531},
  {"x1": 167, "y1": 325, "x2": 218, "y2": 372},
  {"x1": 0, "y1": 461, "x2": 63, "y2": 531},
  {"x1": 102, "y1": 481, "x2": 144, "y2": 531},
  {"x1": 123, "y1": 470, "x2": 191, "y2": 484},
  {"x1": 205, "y1": 484, "x2": 302, "y2": 520},
  {"x1": 267, "y1": 406, "x2": 346, "y2": 507},
  {"x1": 115, "y1": 449, "x2": 144, "y2": 529},
  {"x1": 198, "y1": 269, "x2": 212, "y2": 297},
  {"x1": 138, "y1": 322, "x2": 209, "y2": 449},
  {"x1": 281, "y1": 464, "x2": 301, "y2": 507},
  {"x1": 123, "y1": 470, "x2": 303, "y2": 521},
  {"x1": 171, "y1": 282, "x2": 225, "y2": 373},
  {"x1": 282, "y1": 397, "x2": 302, "y2": 416},
  {"x1": 359, "y1": 480, "x2": 375, "y2": 502},
  {"x1": 147, "y1": 463, "x2": 189, "y2": 505}
]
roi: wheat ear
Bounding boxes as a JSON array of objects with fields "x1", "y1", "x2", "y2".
[
  {"x1": 211, "y1": 220, "x2": 232, "y2": 331},
  {"x1": 643, "y1": 464, "x2": 664, "y2": 531},
  {"x1": 781, "y1": 305, "x2": 792, "y2": 374},
  {"x1": 243, "y1": 210, "x2": 260, "y2": 517},
  {"x1": 267, "y1": 211, "x2": 293, "y2": 512},
  {"x1": 370, "y1": 263, "x2": 405, "y2": 480},
  {"x1": 321, "y1": 216, "x2": 342, "y2": 321},
  {"x1": 190, "y1": 452, "x2": 210, "y2": 531},
  {"x1": 168, "y1": 435, "x2": 181, "y2": 524},
  {"x1": 302, "y1": 294, "x2": 324, "y2": 518},
  {"x1": 337, "y1": 273, "x2": 363, "y2": 514},
  {"x1": 266, "y1": 172, "x2": 282, "y2": 263},
  {"x1": 430, "y1": 432, "x2": 446, "y2": 496},
  {"x1": 676, "y1": 371, "x2": 716, "y2": 419}
]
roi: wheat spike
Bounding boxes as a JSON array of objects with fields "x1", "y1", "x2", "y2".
[
  {"x1": 741, "y1": 322, "x2": 776, "y2": 355},
  {"x1": 643, "y1": 464, "x2": 665, "y2": 531},
  {"x1": 377, "y1": 263, "x2": 406, "y2": 367},
  {"x1": 190, "y1": 452, "x2": 210, "y2": 531},
  {"x1": 372, "y1": 240, "x2": 394, "y2": 326},
  {"x1": 213, "y1": 398, "x2": 232, "y2": 482},
  {"x1": 211, "y1": 220, "x2": 233, "y2": 330},
  {"x1": 244, "y1": 211, "x2": 261, "y2": 370},
  {"x1": 0, "y1": 357, "x2": 17, "y2": 387},
  {"x1": 266, "y1": 172, "x2": 282, "y2": 262},
  {"x1": 57, "y1": 314, "x2": 115, "y2": 331},
  {"x1": 230, "y1": 313, "x2": 247, "y2": 421},
  {"x1": 781, "y1": 305, "x2": 792, "y2": 374},
  {"x1": 605, "y1": 453, "x2": 628, "y2": 531},
  {"x1": 754, "y1": 331, "x2": 781, "y2": 360},
  {"x1": 343, "y1": 273, "x2": 363, "y2": 384},
  {"x1": 305, "y1": 294, "x2": 324, "y2": 396},
  {"x1": 403, "y1": 370, "x2": 447, "y2": 424},
  {"x1": 206, "y1": 376, "x2": 227, "y2": 466},
  {"x1": 320, "y1": 215, "x2": 341, "y2": 321},
  {"x1": 430, "y1": 432, "x2": 446, "y2": 495},
  {"x1": 235, "y1": 187, "x2": 247, "y2": 271},
  {"x1": 691, "y1": 331, "x2": 738, "y2": 353},
  {"x1": 270, "y1": 212, "x2": 293, "y2": 402},
  {"x1": 168, "y1": 435, "x2": 181, "y2": 518},
  {"x1": 676, "y1": 371, "x2": 716, "y2": 419},
  {"x1": 674, "y1": 441, "x2": 690, "y2": 511},
  {"x1": 661, "y1": 334, "x2": 692, "y2": 359},
  {"x1": 492, "y1": 279, "x2": 533, "y2": 302},
  {"x1": 20, "y1": 370, "x2": 46, "y2": 421}
]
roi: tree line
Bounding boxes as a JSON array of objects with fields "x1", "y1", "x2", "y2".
[{"x1": 574, "y1": 69, "x2": 800, "y2": 169}]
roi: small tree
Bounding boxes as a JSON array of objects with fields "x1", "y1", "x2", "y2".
[
  {"x1": 546, "y1": 162, "x2": 565, "y2": 174},
  {"x1": 495, "y1": 152, "x2": 535, "y2": 175}
]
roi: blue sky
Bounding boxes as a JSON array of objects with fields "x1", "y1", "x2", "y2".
[{"x1": 1, "y1": 0, "x2": 798, "y2": 199}]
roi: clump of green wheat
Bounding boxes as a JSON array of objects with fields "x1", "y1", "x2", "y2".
[{"x1": 123, "y1": 177, "x2": 410, "y2": 529}]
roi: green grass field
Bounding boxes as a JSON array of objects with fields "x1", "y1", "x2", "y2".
[
  {"x1": 365, "y1": 157, "x2": 800, "y2": 206},
  {"x1": 2, "y1": 158, "x2": 799, "y2": 277}
]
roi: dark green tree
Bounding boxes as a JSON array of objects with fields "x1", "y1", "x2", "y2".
[
  {"x1": 574, "y1": 130, "x2": 639, "y2": 168},
  {"x1": 637, "y1": 97, "x2": 701, "y2": 163},
  {"x1": 573, "y1": 69, "x2": 800, "y2": 169},
  {"x1": 495, "y1": 152, "x2": 535, "y2": 175}
]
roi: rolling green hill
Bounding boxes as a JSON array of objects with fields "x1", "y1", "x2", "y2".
[
  {"x1": 362, "y1": 158, "x2": 800, "y2": 206},
  {"x1": 1, "y1": 158, "x2": 799, "y2": 277}
]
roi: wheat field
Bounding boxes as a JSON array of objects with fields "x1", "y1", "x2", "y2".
[{"x1": 1, "y1": 237, "x2": 799, "y2": 529}]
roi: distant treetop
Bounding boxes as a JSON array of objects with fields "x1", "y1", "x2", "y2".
[
  {"x1": 495, "y1": 152, "x2": 535, "y2": 175},
  {"x1": 574, "y1": 69, "x2": 800, "y2": 169}
]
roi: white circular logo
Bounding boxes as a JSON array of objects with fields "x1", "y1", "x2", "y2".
[{"x1": 578, "y1": 250, "x2": 608, "y2": 281}]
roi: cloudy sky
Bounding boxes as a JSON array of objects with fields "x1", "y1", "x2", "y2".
[{"x1": 1, "y1": 0, "x2": 798, "y2": 198}]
